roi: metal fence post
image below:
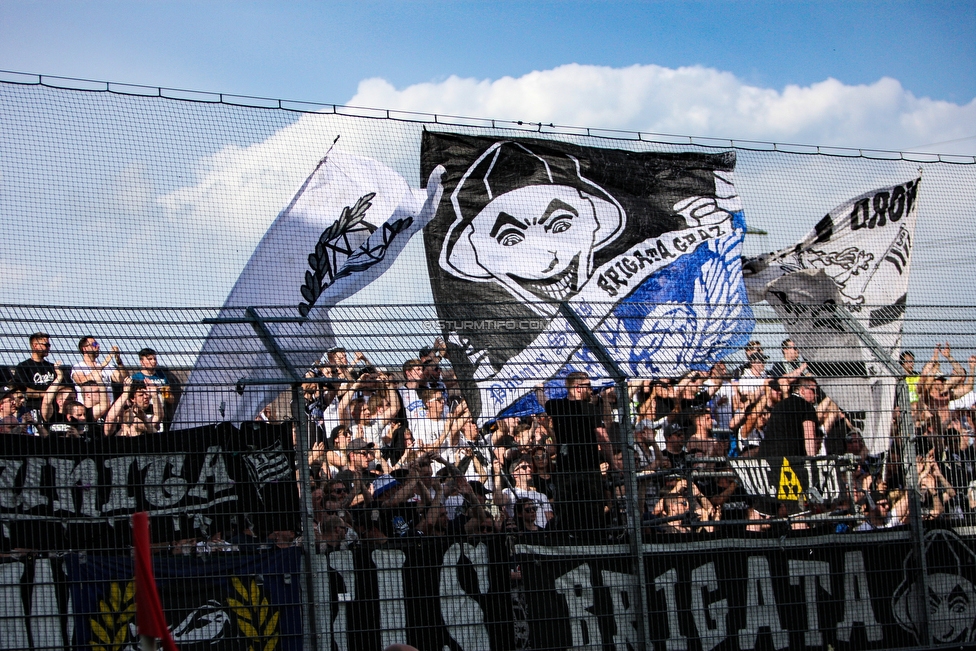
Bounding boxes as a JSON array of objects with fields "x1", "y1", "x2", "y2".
[
  {"x1": 833, "y1": 307, "x2": 930, "y2": 647},
  {"x1": 219, "y1": 307, "x2": 327, "y2": 651},
  {"x1": 559, "y1": 303, "x2": 652, "y2": 651}
]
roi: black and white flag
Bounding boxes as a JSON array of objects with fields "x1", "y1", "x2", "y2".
[{"x1": 743, "y1": 178, "x2": 920, "y2": 454}]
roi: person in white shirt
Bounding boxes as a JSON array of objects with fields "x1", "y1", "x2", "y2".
[
  {"x1": 500, "y1": 457, "x2": 553, "y2": 529},
  {"x1": 71, "y1": 336, "x2": 128, "y2": 390}
]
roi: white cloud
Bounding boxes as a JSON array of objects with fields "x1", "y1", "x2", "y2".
[{"x1": 349, "y1": 63, "x2": 976, "y2": 154}]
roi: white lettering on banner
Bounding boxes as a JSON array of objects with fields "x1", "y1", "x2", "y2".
[
  {"x1": 556, "y1": 564, "x2": 603, "y2": 650},
  {"x1": 188, "y1": 447, "x2": 234, "y2": 499},
  {"x1": 0, "y1": 460, "x2": 24, "y2": 509},
  {"x1": 738, "y1": 556, "x2": 788, "y2": 650},
  {"x1": 601, "y1": 570, "x2": 640, "y2": 651},
  {"x1": 728, "y1": 459, "x2": 775, "y2": 497},
  {"x1": 49, "y1": 457, "x2": 99, "y2": 516},
  {"x1": 102, "y1": 456, "x2": 137, "y2": 513},
  {"x1": 690, "y1": 563, "x2": 728, "y2": 651},
  {"x1": 440, "y1": 543, "x2": 491, "y2": 651},
  {"x1": 653, "y1": 568, "x2": 688, "y2": 651},
  {"x1": 372, "y1": 549, "x2": 408, "y2": 649},
  {"x1": 329, "y1": 550, "x2": 356, "y2": 651},
  {"x1": 788, "y1": 560, "x2": 831, "y2": 647},
  {"x1": 2, "y1": 451, "x2": 242, "y2": 522},
  {"x1": 140, "y1": 455, "x2": 188, "y2": 507},
  {"x1": 21, "y1": 457, "x2": 47, "y2": 510},
  {"x1": 837, "y1": 551, "x2": 882, "y2": 642},
  {"x1": 0, "y1": 561, "x2": 28, "y2": 648},
  {"x1": 30, "y1": 557, "x2": 62, "y2": 649},
  {"x1": 0, "y1": 558, "x2": 66, "y2": 650}
]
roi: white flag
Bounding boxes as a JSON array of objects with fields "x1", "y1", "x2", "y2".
[
  {"x1": 743, "y1": 177, "x2": 920, "y2": 455},
  {"x1": 173, "y1": 152, "x2": 443, "y2": 428}
]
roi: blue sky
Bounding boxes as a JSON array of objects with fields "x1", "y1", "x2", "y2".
[
  {"x1": 0, "y1": 0, "x2": 974, "y2": 316},
  {"x1": 2, "y1": 1, "x2": 974, "y2": 151}
]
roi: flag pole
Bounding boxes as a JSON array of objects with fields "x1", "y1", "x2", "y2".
[{"x1": 558, "y1": 302, "x2": 651, "y2": 651}]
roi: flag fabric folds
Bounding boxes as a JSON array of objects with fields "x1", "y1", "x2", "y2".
[
  {"x1": 173, "y1": 152, "x2": 444, "y2": 427},
  {"x1": 179, "y1": 131, "x2": 920, "y2": 430},
  {"x1": 743, "y1": 178, "x2": 921, "y2": 455}
]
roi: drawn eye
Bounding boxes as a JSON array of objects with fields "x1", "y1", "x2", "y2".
[
  {"x1": 497, "y1": 230, "x2": 524, "y2": 246},
  {"x1": 547, "y1": 214, "x2": 574, "y2": 233}
]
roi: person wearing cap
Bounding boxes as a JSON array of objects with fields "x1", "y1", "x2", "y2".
[
  {"x1": 0, "y1": 383, "x2": 48, "y2": 436},
  {"x1": 759, "y1": 376, "x2": 820, "y2": 459},
  {"x1": 345, "y1": 438, "x2": 381, "y2": 482}
]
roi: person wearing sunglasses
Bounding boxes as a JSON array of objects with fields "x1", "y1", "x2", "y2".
[
  {"x1": 71, "y1": 335, "x2": 129, "y2": 396},
  {"x1": 15, "y1": 332, "x2": 56, "y2": 414}
]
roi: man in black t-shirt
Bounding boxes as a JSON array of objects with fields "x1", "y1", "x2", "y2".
[
  {"x1": 760, "y1": 377, "x2": 820, "y2": 459},
  {"x1": 544, "y1": 372, "x2": 615, "y2": 539},
  {"x1": 16, "y1": 332, "x2": 57, "y2": 414}
]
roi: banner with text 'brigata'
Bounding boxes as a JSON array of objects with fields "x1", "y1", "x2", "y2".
[
  {"x1": 177, "y1": 132, "x2": 753, "y2": 424},
  {"x1": 520, "y1": 527, "x2": 976, "y2": 651}
]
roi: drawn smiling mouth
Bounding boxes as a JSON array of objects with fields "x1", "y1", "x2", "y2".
[{"x1": 507, "y1": 255, "x2": 582, "y2": 301}]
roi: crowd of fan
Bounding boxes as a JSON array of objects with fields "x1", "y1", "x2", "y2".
[{"x1": 4, "y1": 330, "x2": 976, "y2": 551}]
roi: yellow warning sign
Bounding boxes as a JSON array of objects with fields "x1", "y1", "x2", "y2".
[{"x1": 777, "y1": 458, "x2": 804, "y2": 501}]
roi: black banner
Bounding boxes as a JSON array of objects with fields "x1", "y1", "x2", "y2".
[
  {"x1": 4, "y1": 528, "x2": 976, "y2": 650},
  {"x1": 729, "y1": 455, "x2": 846, "y2": 513},
  {"x1": 319, "y1": 537, "x2": 515, "y2": 651},
  {"x1": 0, "y1": 421, "x2": 300, "y2": 550},
  {"x1": 520, "y1": 527, "x2": 976, "y2": 650}
]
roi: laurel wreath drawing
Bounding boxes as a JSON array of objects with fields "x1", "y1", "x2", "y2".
[
  {"x1": 228, "y1": 577, "x2": 280, "y2": 651},
  {"x1": 89, "y1": 581, "x2": 136, "y2": 651},
  {"x1": 298, "y1": 193, "x2": 376, "y2": 316}
]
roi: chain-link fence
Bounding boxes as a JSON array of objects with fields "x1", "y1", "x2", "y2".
[{"x1": 1, "y1": 303, "x2": 975, "y2": 650}]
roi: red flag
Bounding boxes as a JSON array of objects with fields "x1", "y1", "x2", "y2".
[{"x1": 132, "y1": 511, "x2": 179, "y2": 651}]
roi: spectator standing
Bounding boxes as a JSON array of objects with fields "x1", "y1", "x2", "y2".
[
  {"x1": 399, "y1": 358, "x2": 429, "y2": 431},
  {"x1": 501, "y1": 458, "x2": 554, "y2": 528},
  {"x1": 900, "y1": 350, "x2": 921, "y2": 407},
  {"x1": 760, "y1": 377, "x2": 820, "y2": 459},
  {"x1": 131, "y1": 348, "x2": 175, "y2": 421},
  {"x1": 71, "y1": 336, "x2": 128, "y2": 395},
  {"x1": 543, "y1": 372, "x2": 615, "y2": 540},
  {"x1": 768, "y1": 339, "x2": 808, "y2": 392},
  {"x1": 16, "y1": 332, "x2": 56, "y2": 414}
]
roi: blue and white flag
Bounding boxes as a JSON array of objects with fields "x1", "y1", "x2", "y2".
[{"x1": 421, "y1": 133, "x2": 752, "y2": 418}]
